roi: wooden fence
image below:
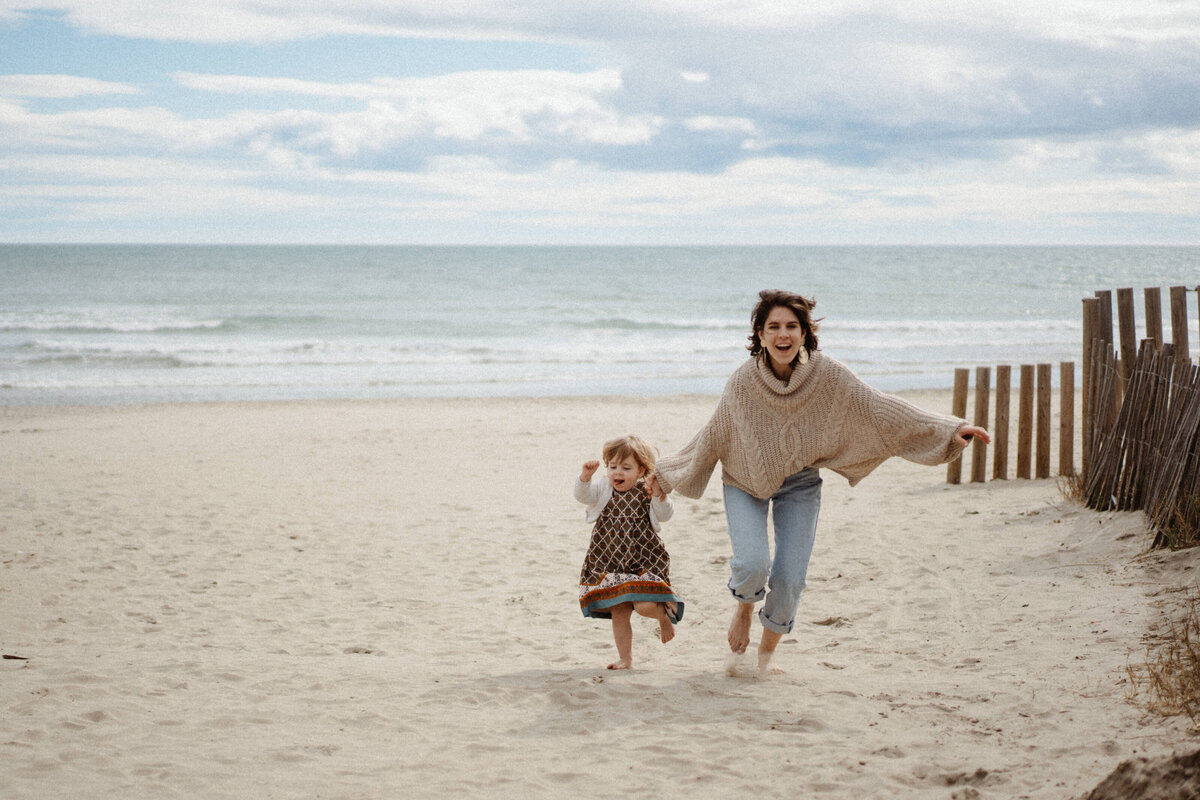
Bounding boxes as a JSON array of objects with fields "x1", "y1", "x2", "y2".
[
  {"x1": 1081, "y1": 286, "x2": 1200, "y2": 547},
  {"x1": 946, "y1": 362, "x2": 1075, "y2": 484},
  {"x1": 948, "y1": 285, "x2": 1200, "y2": 548}
]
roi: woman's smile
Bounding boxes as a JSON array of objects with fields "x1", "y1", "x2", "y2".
[{"x1": 759, "y1": 305, "x2": 803, "y2": 380}]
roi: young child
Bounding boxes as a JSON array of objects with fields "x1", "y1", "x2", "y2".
[{"x1": 575, "y1": 434, "x2": 684, "y2": 670}]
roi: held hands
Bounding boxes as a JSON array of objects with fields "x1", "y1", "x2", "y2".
[
  {"x1": 580, "y1": 460, "x2": 600, "y2": 481},
  {"x1": 645, "y1": 473, "x2": 669, "y2": 501},
  {"x1": 955, "y1": 425, "x2": 992, "y2": 447}
]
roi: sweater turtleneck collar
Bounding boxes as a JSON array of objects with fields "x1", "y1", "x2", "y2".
[{"x1": 753, "y1": 349, "x2": 816, "y2": 395}]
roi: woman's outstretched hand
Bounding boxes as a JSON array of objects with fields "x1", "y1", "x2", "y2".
[
  {"x1": 955, "y1": 425, "x2": 991, "y2": 447},
  {"x1": 645, "y1": 473, "x2": 669, "y2": 500}
]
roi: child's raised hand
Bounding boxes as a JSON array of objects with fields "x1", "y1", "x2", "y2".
[{"x1": 580, "y1": 460, "x2": 601, "y2": 481}]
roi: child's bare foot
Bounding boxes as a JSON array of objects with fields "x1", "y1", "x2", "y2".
[
  {"x1": 728, "y1": 604, "x2": 753, "y2": 654},
  {"x1": 607, "y1": 658, "x2": 632, "y2": 670},
  {"x1": 658, "y1": 616, "x2": 675, "y2": 644}
]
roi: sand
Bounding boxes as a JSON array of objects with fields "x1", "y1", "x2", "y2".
[{"x1": 2, "y1": 393, "x2": 1197, "y2": 799}]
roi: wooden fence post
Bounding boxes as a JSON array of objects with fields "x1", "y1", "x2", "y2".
[
  {"x1": 1145, "y1": 286, "x2": 1163, "y2": 350},
  {"x1": 1171, "y1": 285, "x2": 1190, "y2": 362},
  {"x1": 1088, "y1": 338, "x2": 1119, "y2": 462},
  {"x1": 1059, "y1": 361, "x2": 1074, "y2": 477},
  {"x1": 972, "y1": 367, "x2": 990, "y2": 483},
  {"x1": 1082, "y1": 297, "x2": 1098, "y2": 478},
  {"x1": 1017, "y1": 364, "x2": 1034, "y2": 479},
  {"x1": 1095, "y1": 290, "x2": 1114, "y2": 347},
  {"x1": 1117, "y1": 288, "x2": 1136, "y2": 386},
  {"x1": 948, "y1": 368, "x2": 969, "y2": 484},
  {"x1": 1036, "y1": 363, "x2": 1052, "y2": 479},
  {"x1": 994, "y1": 364, "x2": 1011, "y2": 480},
  {"x1": 1097, "y1": 289, "x2": 1118, "y2": 408}
]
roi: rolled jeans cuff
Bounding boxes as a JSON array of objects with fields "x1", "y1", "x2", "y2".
[
  {"x1": 757, "y1": 607, "x2": 794, "y2": 635},
  {"x1": 728, "y1": 582, "x2": 766, "y2": 604}
]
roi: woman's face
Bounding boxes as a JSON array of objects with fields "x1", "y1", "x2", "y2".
[{"x1": 758, "y1": 305, "x2": 803, "y2": 373}]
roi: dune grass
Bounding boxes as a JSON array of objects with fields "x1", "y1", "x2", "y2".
[{"x1": 1127, "y1": 591, "x2": 1200, "y2": 731}]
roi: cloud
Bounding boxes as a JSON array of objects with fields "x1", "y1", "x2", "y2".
[
  {"x1": 2, "y1": 1, "x2": 1199, "y2": 242},
  {"x1": 12, "y1": 2, "x2": 1200, "y2": 154},
  {"x1": 1, "y1": 76, "x2": 669, "y2": 179},
  {"x1": 9, "y1": 1, "x2": 1199, "y2": 45},
  {"x1": 0, "y1": 101, "x2": 198, "y2": 154},
  {"x1": 683, "y1": 116, "x2": 757, "y2": 135},
  {"x1": 174, "y1": 69, "x2": 626, "y2": 100},
  {"x1": 3, "y1": 141, "x2": 1198, "y2": 243},
  {"x1": 171, "y1": 69, "x2": 665, "y2": 161},
  {"x1": 0, "y1": 74, "x2": 141, "y2": 98}
]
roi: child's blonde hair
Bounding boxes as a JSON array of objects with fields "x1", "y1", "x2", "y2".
[{"x1": 602, "y1": 435, "x2": 657, "y2": 475}]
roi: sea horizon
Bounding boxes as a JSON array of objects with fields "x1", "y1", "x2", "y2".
[{"x1": 3, "y1": 243, "x2": 1197, "y2": 406}]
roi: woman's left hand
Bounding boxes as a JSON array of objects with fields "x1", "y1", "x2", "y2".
[
  {"x1": 956, "y1": 425, "x2": 991, "y2": 446},
  {"x1": 645, "y1": 473, "x2": 669, "y2": 500}
]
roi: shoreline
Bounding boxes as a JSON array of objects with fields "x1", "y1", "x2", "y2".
[
  {"x1": 3, "y1": 395, "x2": 1196, "y2": 798},
  {"x1": 0, "y1": 385, "x2": 952, "y2": 409}
]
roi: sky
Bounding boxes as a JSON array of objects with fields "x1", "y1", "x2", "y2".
[{"x1": 1, "y1": 1, "x2": 1199, "y2": 245}]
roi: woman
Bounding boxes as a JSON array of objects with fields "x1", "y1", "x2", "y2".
[{"x1": 646, "y1": 289, "x2": 990, "y2": 673}]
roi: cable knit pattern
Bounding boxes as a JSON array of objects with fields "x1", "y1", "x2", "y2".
[{"x1": 655, "y1": 351, "x2": 966, "y2": 499}]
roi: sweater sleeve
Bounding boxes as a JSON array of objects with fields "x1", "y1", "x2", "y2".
[
  {"x1": 813, "y1": 361, "x2": 967, "y2": 486},
  {"x1": 653, "y1": 399, "x2": 729, "y2": 499},
  {"x1": 867, "y1": 388, "x2": 965, "y2": 466}
]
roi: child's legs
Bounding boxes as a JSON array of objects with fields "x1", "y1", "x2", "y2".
[
  {"x1": 633, "y1": 600, "x2": 676, "y2": 644},
  {"x1": 760, "y1": 468, "x2": 822, "y2": 634},
  {"x1": 722, "y1": 483, "x2": 772, "y2": 604},
  {"x1": 632, "y1": 601, "x2": 665, "y2": 620},
  {"x1": 608, "y1": 602, "x2": 634, "y2": 660}
]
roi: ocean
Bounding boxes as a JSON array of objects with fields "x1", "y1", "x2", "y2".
[{"x1": 1, "y1": 245, "x2": 1197, "y2": 406}]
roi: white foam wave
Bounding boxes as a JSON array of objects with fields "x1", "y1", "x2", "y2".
[{"x1": 0, "y1": 310, "x2": 225, "y2": 333}]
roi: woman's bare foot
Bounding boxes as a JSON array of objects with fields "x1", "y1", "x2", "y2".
[
  {"x1": 757, "y1": 654, "x2": 785, "y2": 675},
  {"x1": 728, "y1": 603, "x2": 754, "y2": 653},
  {"x1": 757, "y1": 629, "x2": 784, "y2": 674},
  {"x1": 607, "y1": 658, "x2": 632, "y2": 670}
]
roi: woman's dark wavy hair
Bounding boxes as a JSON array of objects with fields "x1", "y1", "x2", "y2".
[{"x1": 747, "y1": 289, "x2": 820, "y2": 361}]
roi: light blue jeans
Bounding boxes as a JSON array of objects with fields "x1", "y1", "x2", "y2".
[{"x1": 722, "y1": 468, "x2": 822, "y2": 635}]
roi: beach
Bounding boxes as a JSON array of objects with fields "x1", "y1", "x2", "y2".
[{"x1": 2, "y1": 392, "x2": 1197, "y2": 799}]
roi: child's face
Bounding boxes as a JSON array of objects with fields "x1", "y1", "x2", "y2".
[{"x1": 607, "y1": 455, "x2": 646, "y2": 492}]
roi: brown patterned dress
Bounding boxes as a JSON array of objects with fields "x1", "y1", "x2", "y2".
[{"x1": 579, "y1": 482, "x2": 683, "y2": 621}]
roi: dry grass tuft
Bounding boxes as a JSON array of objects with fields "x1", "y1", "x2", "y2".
[
  {"x1": 1058, "y1": 472, "x2": 1088, "y2": 505},
  {"x1": 1127, "y1": 591, "x2": 1200, "y2": 730},
  {"x1": 1160, "y1": 495, "x2": 1200, "y2": 551}
]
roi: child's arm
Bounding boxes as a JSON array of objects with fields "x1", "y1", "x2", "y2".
[
  {"x1": 650, "y1": 494, "x2": 674, "y2": 523},
  {"x1": 574, "y1": 460, "x2": 603, "y2": 505}
]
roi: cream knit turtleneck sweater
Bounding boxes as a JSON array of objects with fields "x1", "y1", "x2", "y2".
[{"x1": 655, "y1": 351, "x2": 967, "y2": 499}]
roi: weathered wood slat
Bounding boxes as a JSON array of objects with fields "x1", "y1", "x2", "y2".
[
  {"x1": 1059, "y1": 361, "x2": 1074, "y2": 477},
  {"x1": 947, "y1": 368, "x2": 969, "y2": 485},
  {"x1": 972, "y1": 367, "x2": 990, "y2": 483},
  {"x1": 994, "y1": 364, "x2": 1011, "y2": 480}
]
